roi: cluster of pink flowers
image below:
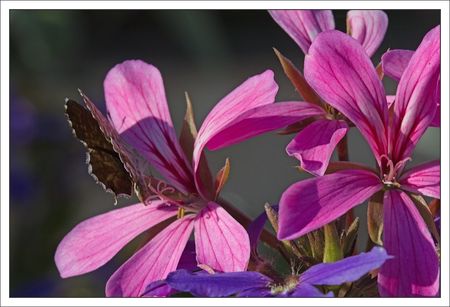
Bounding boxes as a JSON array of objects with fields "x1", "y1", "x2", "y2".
[{"x1": 56, "y1": 10, "x2": 440, "y2": 298}]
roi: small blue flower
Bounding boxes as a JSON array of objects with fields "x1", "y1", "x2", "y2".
[{"x1": 145, "y1": 246, "x2": 390, "y2": 297}]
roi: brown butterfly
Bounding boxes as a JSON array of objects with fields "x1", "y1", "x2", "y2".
[{"x1": 65, "y1": 91, "x2": 169, "y2": 204}]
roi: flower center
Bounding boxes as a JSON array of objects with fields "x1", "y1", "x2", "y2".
[
  {"x1": 380, "y1": 155, "x2": 411, "y2": 189},
  {"x1": 145, "y1": 179, "x2": 205, "y2": 214},
  {"x1": 270, "y1": 275, "x2": 299, "y2": 295},
  {"x1": 324, "y1": 104, "x2": 335, "y2": 116}
]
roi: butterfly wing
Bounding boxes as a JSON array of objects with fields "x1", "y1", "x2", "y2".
[
  {"x1": 65, "y1": 98, "x2": 133, "y2": 200},
  {"x1": 78, "y1": 91, "x2": 160, "y2": 202}
]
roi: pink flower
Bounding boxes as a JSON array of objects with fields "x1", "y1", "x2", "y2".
[
  {"x1": 55, "y1": 60, "x2": 323, "y2": 297},
  {"x1": 267, "y1": 10, "x2": 388, "y2": 176},
  {"x1": 269, "y1": 10, "x2": 388, "y2": 57},
  {"x1": 382, "y1": 49, "x2": 440, "y2": 127},
  {"x1": 278, "y1": 26, "x2": 440, "y2": 296}
]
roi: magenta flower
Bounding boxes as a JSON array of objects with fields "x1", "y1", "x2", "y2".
[
  {"x1": 278, "y1": 26, "x2": 440, "y2": 297},
  {"x1": 269, "y1": 10, "x2": 388, "y2": 57},
  {"x1": 156, "y1": 247, "x2": 390, "y2": 297},
  {"x1": 382, "y1": 49, "x2": 440, "y2": 127},
  {"x1": 267, "y1": 10, "x2": 388, "y2": 176},
  {"x1": 55, "y1": 60, "x2": 323, "y2": 297}
]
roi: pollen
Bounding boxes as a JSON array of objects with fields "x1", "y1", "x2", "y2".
[{"x1": 177, "y1": 207, "x2": 185, "y2": 219}]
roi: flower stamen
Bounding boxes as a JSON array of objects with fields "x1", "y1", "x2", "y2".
[
  {"x1": 379, "y1": 155, "x2": 410, "y2": 189},
  {"x1": 147, "y1": 180, "x2": 183, "y2": 207},
  {"x1": 177, "y1": 207, "x2": 185, "y2": 219}
]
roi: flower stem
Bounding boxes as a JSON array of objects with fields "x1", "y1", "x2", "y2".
[{"x1": 337, "y1": 134, "x2": 349, "y2": 161}]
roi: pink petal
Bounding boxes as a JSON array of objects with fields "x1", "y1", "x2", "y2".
[
  {"x1": 391, "y1": 26, "x2": 440, "y2": 162},
  {"x1": 399, "y1": 160, "x2": 440, "y2": 199},
  {"x1": 286, "y1": 119, "x2": 348, "y2": 176},
  {"x1": 278, "y1": 170, "x2": 382, "y2": 240},
  {"x1": 142, "y1": 241, "x2": 197, "y2": 297},
  {"x1": 430, "y1": 78, "x2": 440, "y2": 127},
  {"x1": 431, "y1": 109, "x2": 440, "y2": 127},
  {"x1": 346, "y1": 10, "x2": 388, "y2": 57},
  {"x1": 379, "y1": 190, "x2": 439, "y2": 297},
  {"x1": 193, "y1": 70, "x2": 278, "y2": 198},
  {"x1": 194, "y1": 202, "x2": 250, "y2": 272},
  {"x1": 304, "y1": 30, "x2": 389, "y2": 164},
  {"x1": 269, "y1": 10, "x2": 335, "y2": 54},
  {"x1": 381, "y1": 49, "x2": 414, "y2": 81},
  {"x1": 104, "y1": 60, "x2": 195, "y2": 194},
  {"x1": 55, "y1": 202, "x2": 177, "y2": 278},
  {"x1": 106, "y1": 214, "x2": 195, "y2": 297},
  {"x1": 386, "y1": 95, "x2": 395, "y2": 109},
  {"x1": 382, "y1": 50, "x2": 440, "y2": 128},
  {"x1": 206, "y1": 101, "x2": 325, "y2": 151}
]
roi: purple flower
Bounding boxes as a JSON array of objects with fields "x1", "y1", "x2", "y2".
[
  {"x1": 278, "y1": 26, "x2": 440, "y2": 297},
  {"x1": 55, "y1": 60, "x2": 322, "y2": 297},
  {"x1": 157, "y1": 247, "x2": 390, "y2": 297}
]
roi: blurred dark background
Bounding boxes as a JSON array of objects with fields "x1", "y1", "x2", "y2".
[{"x1": 10, "y1": 10, "x2": 440, "y2": 297}]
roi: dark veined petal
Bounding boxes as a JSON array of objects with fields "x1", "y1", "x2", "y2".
[
  {"x1": 399, "y1": 160, "x2": 440, "y2": 199},
  {"x1": 347, "y1": 10, "x2": 388, "y2": 57},
  {"x1": 205, "y1": 101, "x2": 325, "y2": 152},
  {"x1": 381, "y1": 49, "x2": 414, "y2": 81},
  {"x1": 378, "y1": 190, "x2": 439, "y2": 296},
  {"x1": 142, "y1": 241, "x2": 197, "y2": 297},
  {"x1": 278, "y1": 169, "x2": 382, "y2": 240},
  {"x1": 391, "y1": 26, "x2": 440, "y2": 162},
  {"x1": 55, "y1": 201, "x2": 177, "y2": 278},
  {"x1": 431, "y1": 78, "x2": 440, "y2": 127},
  {"x1": 106, "y1": 215, "x2": 195, "y2": 297},
  {"x1": 193, "y1": 70, "x2": 277, "y2": 198},
  {"x1": 194, "y1": 202, "x2": 250, "y2": 272},
  {"x1": 269, "y1": 10, "x2": 335, "y2": 54},
  {"x1": 305, "y1": 30, "x2": 389, "y2": 164},
  {"x1": 286, "y1": 119, "x2": 348, "y2": 176},
  {"x1": 104, "y1": 60, "x2": 195, "y2": 194}
]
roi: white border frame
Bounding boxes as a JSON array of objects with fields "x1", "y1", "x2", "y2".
[{"x1": 1, "y1": 1, "x2": 449, "y2": 306}]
